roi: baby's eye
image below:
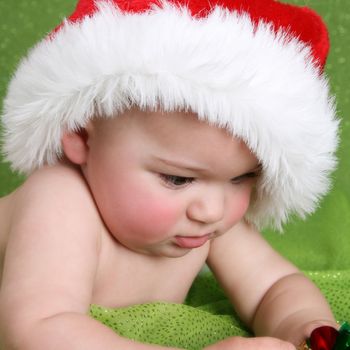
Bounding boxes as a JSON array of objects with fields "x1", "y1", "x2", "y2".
[
  {"x1": 159, "y1": 174, "x2": 195, "y2": 187},
  {"x1": 231, "y1": 171, "x2": 260, "y2": 184}
]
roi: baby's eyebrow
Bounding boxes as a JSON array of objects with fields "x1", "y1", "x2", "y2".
[
  {"x1": 152, "y1": 157, "x2": 208, "y2": 173},
  {"x1": 152, "y1": 157, "x2": 262, "y2": 177},
  {"x1": 247, "y1": 163, "x2": 263, "y2": 174},
  {"x1": 231, "y1": 163, "x2": 262, "y2": 179}
]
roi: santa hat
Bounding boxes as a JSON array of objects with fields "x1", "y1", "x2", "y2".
[{"x1": 1, "y1": 0, "x2": 339, "y2": 229}]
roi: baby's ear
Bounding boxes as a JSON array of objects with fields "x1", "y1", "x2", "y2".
[{"x1": 61, "y1": 127, "x2": 89, "y2": 165}]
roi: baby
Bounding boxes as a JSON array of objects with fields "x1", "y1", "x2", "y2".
[{"x1": 0, "y1": 0, "x2": 340, "y2": 349}]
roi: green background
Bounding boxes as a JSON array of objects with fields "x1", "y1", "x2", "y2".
[{"x1": 0, "y1": 0, "x2": 349, "y2": 271}]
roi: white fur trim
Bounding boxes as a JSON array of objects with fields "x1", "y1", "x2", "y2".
[{"x1": 1, "y1": 1, "x2": 339, "y2": 229}]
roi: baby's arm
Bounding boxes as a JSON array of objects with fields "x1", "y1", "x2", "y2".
[
  {"x1": 207, "y1": 220, "x2": 337, "y2": 347},
  {"x1": 0, "y1": 166, "x2": 180, "y2": 350}
]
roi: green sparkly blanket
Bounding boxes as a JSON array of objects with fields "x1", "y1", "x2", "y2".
[
  {"x1": 0, "y1": 0, "x2": 350, "y2": 349},
  {"x1": 89, "y1": 270, "x2": 350, "y2": 349}
]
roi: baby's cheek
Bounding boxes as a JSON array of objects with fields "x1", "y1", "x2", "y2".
[
  {"x1": 226, "y1": 188, "x2": 252, "y2": 226},
  {"x1": 119, "y1": 183, "x2": 181, "y2": 241},
  {"x1": 131, "y1": 194, "x2": 180, "y2": 239}
]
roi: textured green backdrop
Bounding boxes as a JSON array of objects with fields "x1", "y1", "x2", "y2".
[{"x1": 0, "y1": 0, "x2": 349, "y2": 272}]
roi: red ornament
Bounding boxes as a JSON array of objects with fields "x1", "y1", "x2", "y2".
[{"x1": 309, "y1": 326, "x2": 339, "y2": 350}]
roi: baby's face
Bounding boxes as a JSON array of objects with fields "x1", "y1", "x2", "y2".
[{"x1": 83, "y1": 109, "x2": 260, "y2": 257}]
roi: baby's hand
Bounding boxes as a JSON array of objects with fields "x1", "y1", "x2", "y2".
[{"x1": 203, "y1": 336, "x2": 295, "y2": 350}]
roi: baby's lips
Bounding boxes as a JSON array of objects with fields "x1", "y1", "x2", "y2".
[{"x1": 174, "y1": 233, "x2": 211, "y2": 249}]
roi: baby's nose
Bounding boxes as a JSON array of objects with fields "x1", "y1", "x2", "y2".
[{"x1": 186, "y1": 186, "x2": 225, "y2": 224}]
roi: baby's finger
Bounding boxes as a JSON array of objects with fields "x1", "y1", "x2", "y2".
[
  {"x1": 204, "y1": 336, "x2": 296, "y2": 350},
  {"x1": 241, "y1": 337, "x2": 296, "y2": 350}
]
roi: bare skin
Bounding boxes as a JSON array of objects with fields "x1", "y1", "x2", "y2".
[{"x1": 0, "y1": 110, "x2": 337, "y2": 350}]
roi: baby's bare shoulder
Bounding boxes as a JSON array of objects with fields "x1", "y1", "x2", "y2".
[
  {"x1": 11, "y1": 163, "x2": 102, "y2": 234},
  {"x1": 0, "y1": 164, "x2": 104, "y2": 334},
  {"x1": 19, "y1": 163, "x2": 92, "y2": 199},
  {"x1": 17, "y1": 163, "x2": 95, "y2": 209}
]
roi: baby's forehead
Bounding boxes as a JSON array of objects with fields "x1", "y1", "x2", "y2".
[
  {"x1": 88, "y1": 115, "x2": 257, "y2": 191},
  {"x1": 91, "y1": 108, "x2": 238, "y2": 144},
  {"x1": 91, "y1": 108, "x2": 256, "y2": 169}
]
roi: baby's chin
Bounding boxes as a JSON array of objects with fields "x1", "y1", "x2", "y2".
[{"x1": 117, "y1": 239, "x2": 200, "y2": 259}]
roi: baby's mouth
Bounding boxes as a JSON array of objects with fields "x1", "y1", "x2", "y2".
[{"x1": 174, "y1": 233, "x2": 212, "y2": 249}]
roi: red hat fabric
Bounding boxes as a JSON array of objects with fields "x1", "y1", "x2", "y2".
[
  {"x1": 1, "y1": 0, "x2": 339, "y2": 230},
  {"x1": 64, "y1": 0, "x2": 329, "y2": 69}
]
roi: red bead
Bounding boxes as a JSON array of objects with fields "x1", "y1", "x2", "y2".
[{"x1": 309, "y1": 326, "x2": 339, "y2": 350}]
